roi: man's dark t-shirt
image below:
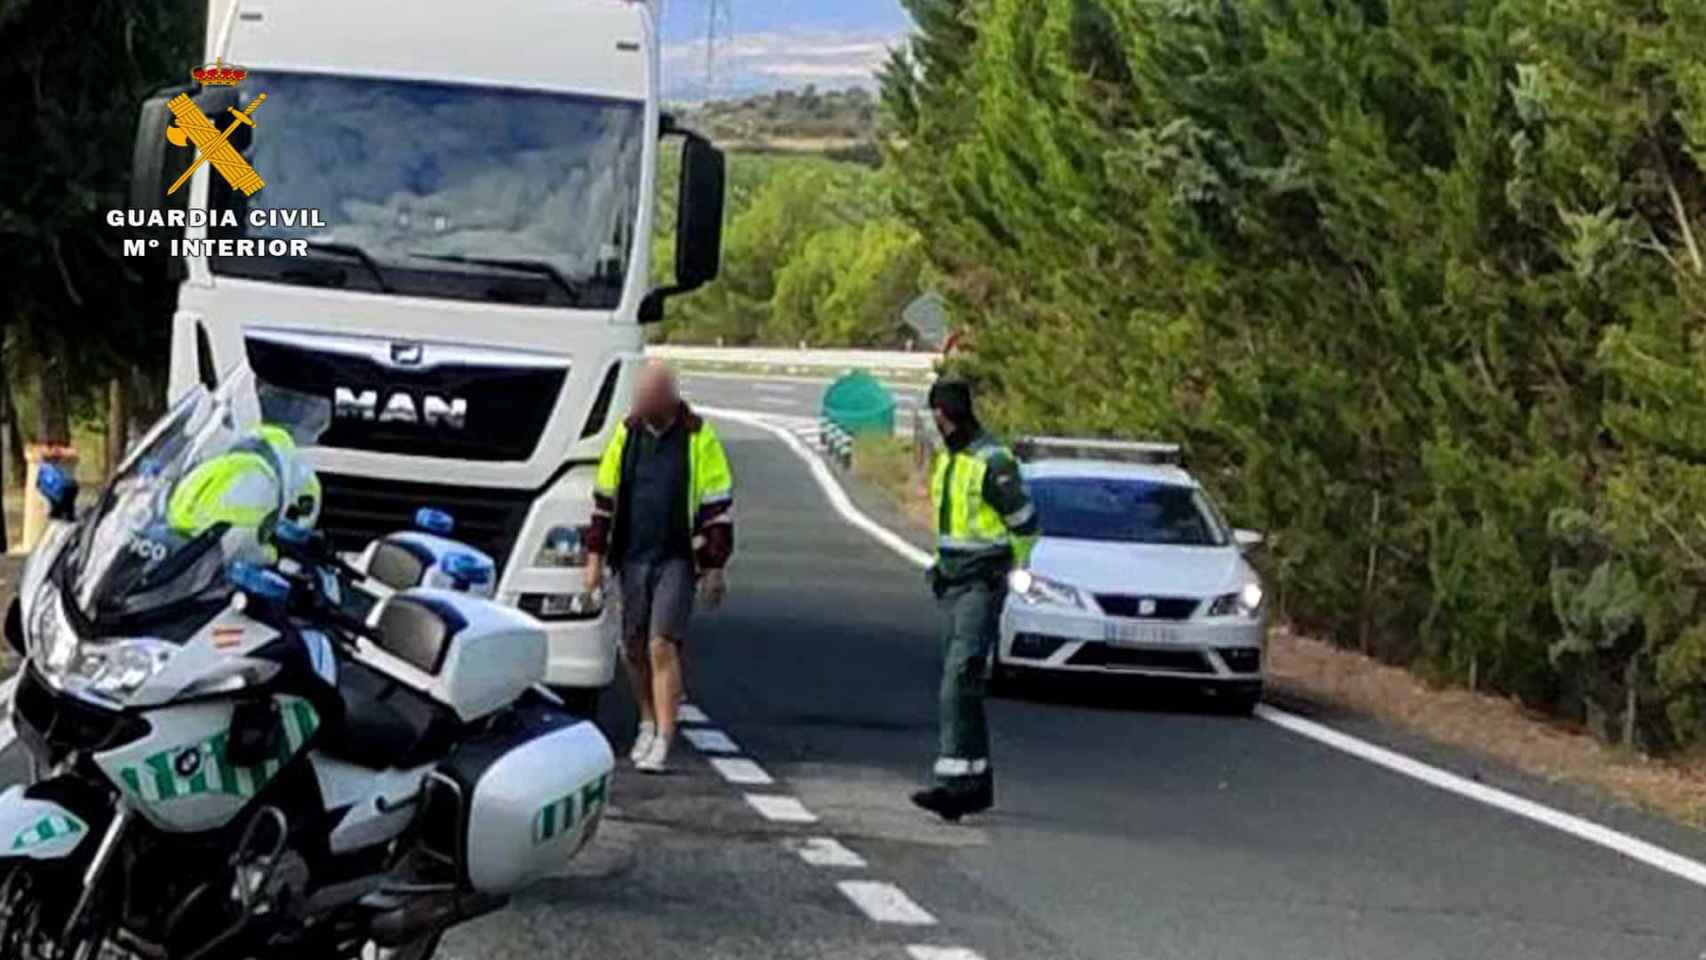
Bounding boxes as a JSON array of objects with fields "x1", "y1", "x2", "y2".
[{"x1": 619, "y1": 418, "x2": 694, "y2": 564}]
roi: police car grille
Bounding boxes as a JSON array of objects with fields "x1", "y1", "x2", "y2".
[
  {"x1": 1068, "y1": 645, "x2": 1214, "y2": 674},
  {"x1": 1094, "y1": 595, "x2": 1199, "y2": 620},
  {"x1": 318, "y1": 473, "x2": 533, "y2": 575}
]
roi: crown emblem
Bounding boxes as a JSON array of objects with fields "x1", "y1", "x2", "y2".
[{"x1": 192, "y1": 58, "x2": 248, "y2": 86}]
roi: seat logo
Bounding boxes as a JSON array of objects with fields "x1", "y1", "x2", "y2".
[
  {"x1": 334, "y1": 387, "x2": 468, "y2": 430},
  {"x1": 1138, "y1": 598, "x2": 1156, "y2": 617}
]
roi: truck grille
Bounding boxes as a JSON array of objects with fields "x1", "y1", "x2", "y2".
[
  {"x1": 1094, "y1": 595, "x2": 1199, "y2": 620},
  {"x1": 246, "y1": 336, "x2": 567, "y2": 462},
  {"x1": 318, "y1": 473, "x2": 535, "y2": 574}
]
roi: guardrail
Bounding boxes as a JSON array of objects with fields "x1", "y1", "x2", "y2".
[
  {"x1": 818, "y1": 417, "x2": 855, "y2": 469},
  {"x1": 650, "y1": 345, "x2": 941, "y2": 374}
]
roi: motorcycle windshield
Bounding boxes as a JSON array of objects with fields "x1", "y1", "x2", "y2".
[{"x1": 57, "y1": 369, "x2": 330, "y2": 630}]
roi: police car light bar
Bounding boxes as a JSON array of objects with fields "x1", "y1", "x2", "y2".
[{"x1": 1014, "y1": 436, "x2": 1182, "y2": 465}]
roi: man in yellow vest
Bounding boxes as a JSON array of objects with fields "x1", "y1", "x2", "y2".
[
  {"x1": 914, "y1": 379, "x2": 1038, "y2": 821},
  {"x1": 585, "y1": 362, "x2": 735, "y2": 774}
]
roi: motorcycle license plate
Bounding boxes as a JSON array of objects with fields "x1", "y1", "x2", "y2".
[{"x1": 1104, "y1": 621, "x2": 1179, "y2": 645}]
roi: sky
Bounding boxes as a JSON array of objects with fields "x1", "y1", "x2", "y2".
[{"x1": 657, "y1": 0, "x2": 914, "y2": 100}]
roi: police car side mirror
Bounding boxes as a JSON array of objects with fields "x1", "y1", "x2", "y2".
[{"x1": 1234, "y1": 529, "x2": 1265, "y2": 552}]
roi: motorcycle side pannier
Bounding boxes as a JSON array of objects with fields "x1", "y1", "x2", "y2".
[{"x1": 423, "y1": 704, "x2": 614, "y2": 895}]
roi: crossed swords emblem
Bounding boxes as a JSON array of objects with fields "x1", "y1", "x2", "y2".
[{"x1": 163, "y1": 92, "x2": 268, "y2": 196}]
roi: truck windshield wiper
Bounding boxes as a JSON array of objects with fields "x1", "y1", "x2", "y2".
[
  {"x1": 301, "y1": 241, "x2": 393, "y2": 293},
  {"x1": 407, "y1": 253, "x2": 586, "y2": 305}
]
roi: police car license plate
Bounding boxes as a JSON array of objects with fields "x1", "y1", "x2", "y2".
[{"x1": 1105, "y1": 621, "x2": 1179, "y2": 645}]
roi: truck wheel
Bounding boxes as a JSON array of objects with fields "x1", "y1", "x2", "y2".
[{"x1": 554, "y1": 687, "x2": 602, "y2": 719}]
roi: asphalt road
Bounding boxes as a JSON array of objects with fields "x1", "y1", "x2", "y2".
[{"x1": 4, "y1": 408, "x2": 1706, "y2": 959}]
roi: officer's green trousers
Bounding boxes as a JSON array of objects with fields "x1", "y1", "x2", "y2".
[{"x1": 934, "y1": 578, "x2": 1000, "y2": 788}]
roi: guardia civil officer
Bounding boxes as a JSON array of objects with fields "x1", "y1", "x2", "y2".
[{"x1": 913, "y1": 379, "x2": 1039, "y2": 822}]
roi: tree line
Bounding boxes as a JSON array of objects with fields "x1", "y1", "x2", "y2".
[{"x1": 880, "y1": 0, "x2": 1706, "y2": 750}]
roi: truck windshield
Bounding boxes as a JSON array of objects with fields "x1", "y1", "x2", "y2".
[{"x1": 206, "y1": 72, "x2": 645, "y2": 310}]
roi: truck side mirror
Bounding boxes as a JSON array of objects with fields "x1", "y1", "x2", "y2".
[
  {"x1": 640, "y1": 131, "x2": 726, "y2": 324},
  {"x1": 676, "y1": 136, "x2": 726, "y2": 291}
]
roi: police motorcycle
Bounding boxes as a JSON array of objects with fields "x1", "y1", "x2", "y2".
[{"x1": 0, "y1": 369, "x2": 615, "y2": 959}]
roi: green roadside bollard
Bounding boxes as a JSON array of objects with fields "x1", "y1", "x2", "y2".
[{"x1": 820, "y1": 370, "x2": 896, "y2": 440}]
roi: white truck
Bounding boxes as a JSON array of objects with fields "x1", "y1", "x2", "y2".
[{"x1": 128, "y1": 0, "x2": 726, "y2": 712}]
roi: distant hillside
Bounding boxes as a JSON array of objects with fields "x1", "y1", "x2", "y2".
[{"x1": 673, "y1": 86, "x2": 879, "y2": 163}]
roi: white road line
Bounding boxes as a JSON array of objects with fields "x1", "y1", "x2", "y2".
[
  {"x1": 708, "y1": 757, "x2": 774, "y2": 785},
  {"x1": 681, "y1": 728, "x2": 741, "y2": 754},
  {"x1": 907, "y1": 948, "x2": 986, "y2": 960},
  {"x1": 836, "y1": 881, "x2": 937, "y2": 926},
  {"x1": 745, "y1": 793, "x2": 819, "y2": 824},
  {"x1": 1256, "y1": 705, "x2": 1706, "y2": 888},
  {"x1": 703, "y1": 406, "x2": 933, "y2": 570},
  {"x1": 757, "y1": 396, "x2": 798, "y2": 408},
  {"x1": 678, "y1": 703, "x2": 710, "y2": 724},
  {"x1": 704, "y1": 403, "x2": 1706, "y2": 893},
  {"x1": 791, "y1": 836, "x2": 867, "y2": 868},
  {"x1": 753, "y1": 382, "x2": 799, "y2": 394}
]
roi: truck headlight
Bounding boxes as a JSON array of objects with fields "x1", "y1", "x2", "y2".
[
  {"x1": 534, "y1": 525, "x2": 590, "y2": 569},
  {"x1": 1007, "y1": 569, "x2": 1088, "y2": 610},
  {"x1": 1207, "y1": 582, "x2": 1265, "y2": 618}
]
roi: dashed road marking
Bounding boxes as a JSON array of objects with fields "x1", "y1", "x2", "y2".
[
  {"x1": 678, "y1": 703, "x2": 710, "y2": 724},
  {"x1": 682, "y1": 728, "x2": 741, "y2": 754},
  {"x1": 744, "y1": 793, "x2": 819, "y2": 824},
  {"x1": 708, "y1": 756, "x2": 774, "y2": 785},
  {"x1": 907, "y1": 948, "x2": 986, "y2": 960},
  {"x1": 836, "y1": 880, "x2": 938, "y2": 926},
  {"x1": 790, "y1": 836, "x2": 867, "y2": 868}
]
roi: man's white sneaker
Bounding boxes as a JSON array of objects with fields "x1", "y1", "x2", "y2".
[
  {"x1": 629, "y1": 722, "x2": 657, "y2": 764},
  {"x1": 635, "y1": 734, "x2": 672, "y2": 774}
]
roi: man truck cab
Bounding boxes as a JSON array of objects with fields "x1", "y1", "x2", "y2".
[{"x1": 128, "y1": 0, "x2": 726, "y2": 710}]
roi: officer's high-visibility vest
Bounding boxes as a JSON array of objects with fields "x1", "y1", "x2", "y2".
[{"x1": 930, "y1": 438, "x2": 1019, "y2": 559}]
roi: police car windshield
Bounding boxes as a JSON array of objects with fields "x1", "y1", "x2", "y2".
[
  {"x1": 1029, "y1": 477, "x2": 1229, "y2": 547},
  {"x1": 205, "y1": 71, "x2": 644, "y2": 311}
]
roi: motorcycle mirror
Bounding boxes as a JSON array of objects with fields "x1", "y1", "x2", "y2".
[
  {"x1": 416, "y1": 508, "x2": 455, "y2": 536},
  {"x1": 35, "y1": 463, "x2": 78, "y2": 522}
]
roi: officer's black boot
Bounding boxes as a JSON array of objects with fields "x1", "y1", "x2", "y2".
[
  {"x1": 911, "y1": 772, "x2": 994, "y2": 823},
  {"x1": 910, "y1": 786, "x2": 966, "y2": 823}
]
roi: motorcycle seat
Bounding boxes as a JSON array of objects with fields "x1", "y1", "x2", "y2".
[{"x1": 323, "y1": 660, "x2": 461, "y2": 769}]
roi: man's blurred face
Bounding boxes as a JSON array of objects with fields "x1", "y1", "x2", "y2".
[{"x1": 635, "y1": 363, "x2": 680, "y2": 426}]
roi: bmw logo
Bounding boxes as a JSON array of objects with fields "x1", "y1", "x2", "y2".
[{"x1": 174, "y1": 748, "x2": 204, "y2": 779}]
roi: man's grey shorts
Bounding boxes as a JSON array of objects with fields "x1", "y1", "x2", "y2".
[{"x1": 618, "y1": 558, "x2": 696, "y2": 651}]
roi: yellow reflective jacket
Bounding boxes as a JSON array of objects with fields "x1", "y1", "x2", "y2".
[{"x1": 586, "y1": 405, "x2": 734, "y2": 570}]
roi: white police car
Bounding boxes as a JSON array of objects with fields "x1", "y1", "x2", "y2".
[{"x1": 996, "y1": 438, "x2": 1268, "y2": 712}]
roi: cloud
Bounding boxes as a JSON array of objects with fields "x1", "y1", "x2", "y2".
[{"x1": 662, "y1": 27, "x2": 907, "y2": 99}]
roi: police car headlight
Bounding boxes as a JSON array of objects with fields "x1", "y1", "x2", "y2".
[
  {"x1": 1007, "y1": 569, "x2": 1088, "y2": 610},
  {"x1": 1207, "y1": 582, "x2": 1265, "y2": 619}
]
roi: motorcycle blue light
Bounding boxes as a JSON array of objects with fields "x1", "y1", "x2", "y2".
[
  {"x1": 442, "y1": 552, "x2": 493, "y2": 587},
  {"x1": 416, "y1": 508, "x2": 455, "y2": 535},
  {"x1": 227, "y1": 562, "x2": 292, "y2": 602},
  {"x1": 35, "y1": 463, "x2": 73, "y2": 508}
]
